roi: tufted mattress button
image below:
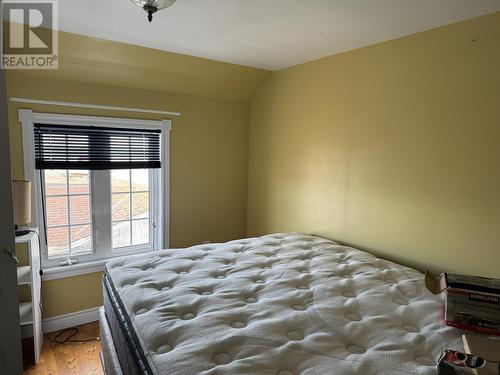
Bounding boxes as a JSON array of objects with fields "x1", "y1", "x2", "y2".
[
  {"x1": 231, "y1": 321, "x2": 246, "y2": 329},
  {"x1": 345, "y1": 313, "x2": 361, "y2": 321},
  {"x1": 291, "y1": 304, "x2": 307, "y2": 311},
  {"x1": 136, "y1": 307, "x2": 149, "y2": 315},
  {"x1": 402, "y1": 324, "x2": 419, "y2": 332},
  {"x1": 342, "y1": 291, "x2": 356, "y2": 298},
  {"x1": 287, "y1": 331, "x2": 303, "y2": 340},
  {"x1": 415, "y1": 356, "x2": 435, "y2": 366},
  {"x1": 254, "y1": 279, "x2": 265, "y2": 284},
  {"x1": 213, "y1": 352, "x2": 232, "y2": 365},
  {"x1": 276, "y1": 370, "x2": 294, "y2": 375},
  {"x1": 156, "y1": 344, "x2": 172, "y2": 354},
  {"x1": 296, "y1": 284, "x2": 309, "y2": 290},
  {"x1": 161, "y1": 285, "x2": 172, "y2": 291},
  {"x1": 245, "y1": 297, "x2": 258, "y2": 303},
  {"x1": 181, "y1": 312, "x2": 196, "y2": 320},
  {"x1": 347, "y1": 345, "x2": 365, "y2": 354},
  {"x1": 199, "y1": 290, "x2": 212, "y2": 295},
  {"x1": 393, "y1": 298, "x2": 409, "y2": 305}
]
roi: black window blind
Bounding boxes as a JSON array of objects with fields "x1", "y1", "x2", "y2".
[{"x1": 34, "y1": 124, "x2": 161, "y2": 170}]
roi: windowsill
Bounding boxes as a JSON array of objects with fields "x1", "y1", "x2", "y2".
[{"x1": 41, "y1": 252, "x2": 147, "y2": 281}]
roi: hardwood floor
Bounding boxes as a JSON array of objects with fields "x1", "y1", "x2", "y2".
[{"x1": 23, "y1": 321, "x2": 103, "y2": 375}]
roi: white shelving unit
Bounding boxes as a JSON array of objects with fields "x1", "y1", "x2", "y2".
[
  {"x1": 16, "y1": 230, "x2": 43, "y2": 364},
  {"x1": 19, "y1": 302, "x2": 33, "y2": 326},
  {"x1": 17, "y1": 266, "x2": 31, "y2": 285}
]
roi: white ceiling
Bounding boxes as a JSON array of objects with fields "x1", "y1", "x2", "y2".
[{"x1": 57, "y1": 0, "x2": 500, "y2": 70}]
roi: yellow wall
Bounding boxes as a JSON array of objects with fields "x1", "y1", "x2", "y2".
[
  {"x1": 6, "y1": 27, "x2": 268, "y2": 103},
  {"x1": 41, "y1": 273, "x2": 104, "y2": 318},
  {"x1": 248, "y1": 12, "x2": 500, "y2": 278},
  {"x1": 6, "y1": 30, "x2": 269, "y2": 318}
]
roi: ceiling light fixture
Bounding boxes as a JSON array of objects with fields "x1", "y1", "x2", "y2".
[{"x1": 130, "y1": 0, "x2": 176, "y2": 22}]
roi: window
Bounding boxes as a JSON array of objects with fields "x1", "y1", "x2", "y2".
[
  {"x1": 44, "y1": 170, "x2": 92, "y2": 257},
  {"x1": 111, "y1": 169, "x2": 151, "y2": 249},
  {"x1": 40, "y1": 167, "x2": 160, "y2": 268},
  {"x1": 19, "y1": 111, "x2": 171, "y2": 273}
]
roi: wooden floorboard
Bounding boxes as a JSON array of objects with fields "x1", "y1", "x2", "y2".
[{"x1": 24, "y1": 321, "x2": 103, "y2": 375}]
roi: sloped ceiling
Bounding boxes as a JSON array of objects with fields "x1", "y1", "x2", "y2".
[{"x1": 56, "y1": 0, "x2": 500, "y2": 70}]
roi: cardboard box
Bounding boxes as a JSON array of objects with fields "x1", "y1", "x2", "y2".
[{"x1": 425, "y1": 272, "x2": 500, "y2": 336}]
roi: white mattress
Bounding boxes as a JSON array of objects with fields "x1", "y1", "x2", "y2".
[
  {"x1": 105, "y1": 233, "x2": 463, "y2": 375},
  {"x1": 99, "y1": 307, "x2": 124, "y2": 375}
]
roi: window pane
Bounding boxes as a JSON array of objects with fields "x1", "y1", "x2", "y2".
[
  {"x1": 131, "y1": 169, "x2": 149, "y2": 192},
  {"x1": 70, "y1": 195, "x2": 91, "y2": 224},
  {"x1": 132, "y1": 192, "x2": 149, "y2": 219},
  {"x1": 69, "y1": 170, "x2": 90, "y2": 195},
  {"x1": 132, "y1": 219, "x2": 149, "y2": 246},
  {"x1": 113, "y1": 221, "x2": 131, "y2": 248},
  {"x1": 111, "y1": 170, "x2": 130, "y2": 193},
  {"x1": 45, "y1": 170, "x2": 67, "y2": 196},
  {"x1": 112, "y1": 193, "x2": 130, "y2": 221},
  {"x1": 70, "y1": 225, "x2": 92, "y2": 253},
  {"x1": 44, "y1": 169, "x2": 94, "y2": 258},
  {"x1": 47, "y1": 226, "x2": 69, "y2": 256},
  {"x1": 46, "y1": 196, "x2": 68, "y2": 226}
]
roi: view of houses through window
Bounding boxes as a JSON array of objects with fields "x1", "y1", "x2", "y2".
[
  {"x1": 44, "y1": 170, "x2": 92, "y2": 256},
  {"x1": 111, "y1": 169, "x2": 150, "y2": 249},
  {"x1": 44, "y1": 169, "x2": 151, "y2": 257}
]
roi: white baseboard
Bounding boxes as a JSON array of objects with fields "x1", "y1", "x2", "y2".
[{"x1": 42, "y1": 306, "x2": 101, "y2": 333}]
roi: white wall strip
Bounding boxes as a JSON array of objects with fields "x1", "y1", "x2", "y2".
[
  {"x1": 42, "y1": 306, "x2": 101, "y2": 333},
  {"x1": 9, "y1": 97, "x2": 181, "y2": 117},
  {"x1": 22, "y1": 306, "x2": 101, "y2": 337}
]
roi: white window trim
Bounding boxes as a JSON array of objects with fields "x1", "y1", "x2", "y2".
[
  {"x1": 19, "y1": 110, "x2": 171, "y2": 279},
  {"x1": 41, "y1": 252, "x2": 146, "y2": 281}
]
